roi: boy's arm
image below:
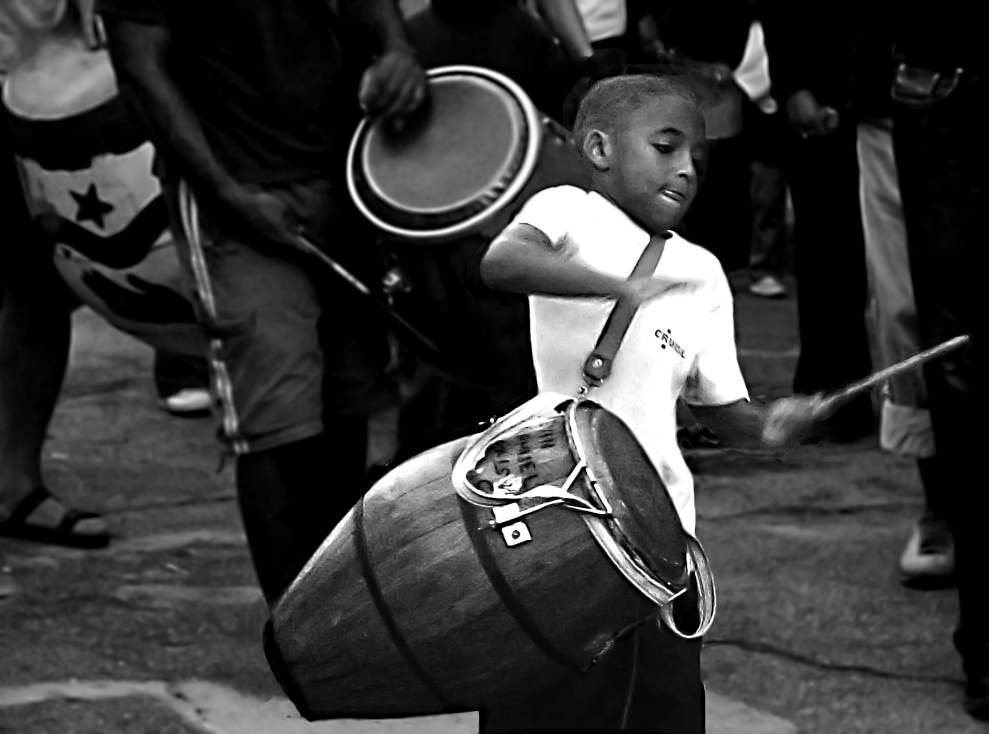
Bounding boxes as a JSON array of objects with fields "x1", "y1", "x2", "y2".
[
  {"x1": 691, "y1": 394, "x2": 831, "y2": 451},
  {"x1": 480, "y1": 224, "x2": 695, "y2": 304}
]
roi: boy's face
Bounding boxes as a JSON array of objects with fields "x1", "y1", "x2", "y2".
[{"x1": 600, "y1": 94, "x2": 708, "y2": 234}]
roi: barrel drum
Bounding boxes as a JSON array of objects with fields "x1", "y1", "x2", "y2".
[{"x1": 265, "y1": 396, "x2": 715, "y2": 719}]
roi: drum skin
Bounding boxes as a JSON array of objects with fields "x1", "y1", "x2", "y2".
[
  {"x1": 265, "y1": 403, "x2": 689, "y2": 720},
  {"x1": 350, "y1": 66, "x2": 590, "y2": 245},
  {"x1": 2, "y1": 38, "x2": 206, "y2": 357}
]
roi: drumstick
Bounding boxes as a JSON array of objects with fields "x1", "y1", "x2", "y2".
[
  {"x1": 294, "y1": 232, "x2": 443, "y2": 357},
  {"x1": 819, "y1": 334, "x2": 971, "y2": 414}
]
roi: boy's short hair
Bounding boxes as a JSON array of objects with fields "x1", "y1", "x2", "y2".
[{"x1": 572, "y1": 74, "x2": 700, "y2": 157}]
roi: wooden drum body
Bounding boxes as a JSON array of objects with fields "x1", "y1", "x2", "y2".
[
  {"x1": 265, "y1": 395, "x2": 715, "y2": 719},
  {"x1": 2, "y1": 37, "x2": 205, "y2": 357}
]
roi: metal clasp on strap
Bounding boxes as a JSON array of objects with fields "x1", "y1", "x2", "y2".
[{"x1": 452, "y1": 394, "x2": 613, "y2": 526}]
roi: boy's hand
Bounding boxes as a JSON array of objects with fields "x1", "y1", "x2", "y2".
[{"x1": 761, "y1": 394, "x2": 831, "y2": 448}]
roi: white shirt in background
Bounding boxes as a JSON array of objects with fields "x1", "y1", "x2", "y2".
[
  {"x1": 575, "y1": 0, "x2": 627, "y2": 42},
  {"x1": 509, "y1": 186, "x2": 750, "y2": 536}
]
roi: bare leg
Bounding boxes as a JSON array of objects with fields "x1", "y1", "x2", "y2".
[{"x1": 0, "y1": 282, "x2": 107, "y2": 540}]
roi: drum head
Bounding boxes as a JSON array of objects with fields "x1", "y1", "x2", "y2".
[
  {"x1": 574, "y1": 404, "x2": 690, "y2": 590},
  {"x1": 348, "y1": 65, "x2": 542, "y2": 241}
]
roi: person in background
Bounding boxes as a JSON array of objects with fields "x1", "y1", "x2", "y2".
[
  {"x1": 889, "y1": 2, "x2": 987, "y2": 719},
  {"x1": 99, "y1": 0, "x2": 426, "y2": 602},
  {"x1": 533, "y1": 0, "x2": 649, "y2": 66},
  {"x1": 637, "y1": 0, "x2": 755, "y2": 277},
  {"x1": 760, "y1": 0, "x2": 875, "y2": 443},
  {"x1": 390, "y1": 0, "x2": 581, "y2": 447},
  {"x1": 0, "y1": 0, "x2": 112, "y2": 556},
  {"x1": 737, "y1": 4, "x2": 790, "y2": 299},
  {"x1": 849, "y1": 8, "x2": 954, "y2": 589}
]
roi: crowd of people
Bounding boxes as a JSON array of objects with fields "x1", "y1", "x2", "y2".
[{"x1": 0, "y1": 0, "x2": 985, "y2": 727}]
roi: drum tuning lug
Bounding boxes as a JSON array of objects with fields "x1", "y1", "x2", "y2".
[
  {"x1": 382, "y1": 267, "x2": 412, "y2": 296},
  {"x1": 501, "y1": 521, "x2": 532, "y2": 547}
]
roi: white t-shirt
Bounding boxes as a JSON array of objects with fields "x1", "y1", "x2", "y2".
[
  {"x1": 509, "y1": 185, "x2": 749, "y2": 536},
  {"x1": 575, "y1": 0, "x2": 627, "y2": 43}
]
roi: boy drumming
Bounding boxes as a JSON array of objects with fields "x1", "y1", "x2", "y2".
[{"x1": 473, "y1": 73, "x2": 826, "y2": 732}]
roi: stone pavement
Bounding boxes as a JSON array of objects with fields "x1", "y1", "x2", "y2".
[{"x1": 0, "y1": 285, "x2": 984, "y2": 734}]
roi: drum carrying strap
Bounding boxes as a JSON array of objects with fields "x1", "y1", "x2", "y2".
[
  {"x1": 580, "y1": 232, "x2": 671, "y2": 394},
  {"x1": 577, "y1": 231, "x2": 718, "y2": 641}
]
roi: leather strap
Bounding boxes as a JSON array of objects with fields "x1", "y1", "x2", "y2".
[{"x1": 581, "y1": 233, "x2": 670, "y2": 390}]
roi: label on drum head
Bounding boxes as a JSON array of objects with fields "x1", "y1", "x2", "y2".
[{"x1": 465, "y1": 416, "x2": 575, "y2": 498}]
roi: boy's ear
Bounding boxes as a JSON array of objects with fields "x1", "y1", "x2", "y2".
[{"x1": 582, "y1": 129, "x2": 612, "y2": 171}]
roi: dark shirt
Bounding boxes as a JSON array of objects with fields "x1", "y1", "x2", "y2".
[
  {"x1": 847, "y1": 2, "x2": 896, "y2": 121},
  {"x1": 890, "y1": 0, "x2": 985, "y2": 76},
  {"x1": 759, "y1": 0, "x2": 860, "y2": 110},
  {"x1": 405, "y1": 1, "x2": 577, "y2": 123},
  {"x1": 647, "y1": 0, "x2": 753, "y2": 70},
  {"x1": 97, "y1": 0, "x2": 363, "y2": 185}
]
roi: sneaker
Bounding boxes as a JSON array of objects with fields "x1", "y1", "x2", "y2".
[
  {"x1": 965, "y1": 674, "x2": 989, "y2": 720},
  {"x1": 749, "y1": 275, "x2": 787, "y2": 298},
  {"x1": 899, "y1": 519, "x2": 955, "y2": 589},
  {"x1": 159, "y1": 388, "x2": 212, "y2": 417}
]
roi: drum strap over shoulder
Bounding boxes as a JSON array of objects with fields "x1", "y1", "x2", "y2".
[{"x1": 580, "y1": 232, "x2": 671, "y2": 393}]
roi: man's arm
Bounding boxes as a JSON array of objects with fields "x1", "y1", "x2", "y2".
[
  {"x1": 102, "y1": 17, "x2": 297, "y2": 246},
  {"x1": 336, "y1": 0, "x2": 426, "y2": 122},
  {"x1": 534, "y1": 0, "x2": 594, "y2": 63},
  {"x1": 481, "y1": 224, "x2": 697, "y2": 303}
]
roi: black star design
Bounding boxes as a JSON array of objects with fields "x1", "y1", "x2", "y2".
[{"x1": 70, "y1": 184, "x2": 114, "y2": 229}]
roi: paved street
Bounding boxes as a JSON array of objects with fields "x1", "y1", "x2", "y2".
[{"x1": 1, "y1": 281, "x2": 984, "y2": 734}]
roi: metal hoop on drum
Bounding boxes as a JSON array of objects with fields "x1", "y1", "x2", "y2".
[
  {"x1": 451, "y1": 394, "x2": 716, "y2": 639},
  {"x1": 346, "y1": 65, "x2": 544, "y2": 241}
]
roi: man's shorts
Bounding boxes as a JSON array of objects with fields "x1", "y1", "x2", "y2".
[{"x1": 166, "y1": 177, "x2": 395, "y2": 455}]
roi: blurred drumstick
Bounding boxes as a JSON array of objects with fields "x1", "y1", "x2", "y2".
[
  {"x1": 294, "y1": 232, "x2": 443, "y2": 357},
  {"x1": 819, "y1": 334, "x2": 971, "y2": 414}
]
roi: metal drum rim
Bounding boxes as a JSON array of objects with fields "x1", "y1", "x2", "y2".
[
  {"x1": 565, "y1": 402, "x2": 688, "y2": 609},
  {"x1": 345, "y1": 64, "x2": 543, "y2": 241}
]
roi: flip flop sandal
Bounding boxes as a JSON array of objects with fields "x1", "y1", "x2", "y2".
[{"x1": 0, "y1": 487, "x2": 110, "y2": 549}]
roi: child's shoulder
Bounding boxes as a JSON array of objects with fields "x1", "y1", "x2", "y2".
[{"x1": 664, "y1": 233, "x2": 730, "y2": 291}]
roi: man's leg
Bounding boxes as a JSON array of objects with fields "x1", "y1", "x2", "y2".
[
  {"x1": 237, "y1": 423, "x2": 368, "y2": 600},
  {"x1": 169, "y1": 179, "x2": 389, "y2": 602},
  {"x1": 788, "y1": 122, "x2": 874, "y2": 440},
  {"x1": 893, "y1": 78, "x2": 989, "y2": 718},
  {"x1": 856, "y1": 120, "x2": 951, "y2": 586},
  {"x1": 0, "y1": 150, "x2": 108, "y2": 545}
]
